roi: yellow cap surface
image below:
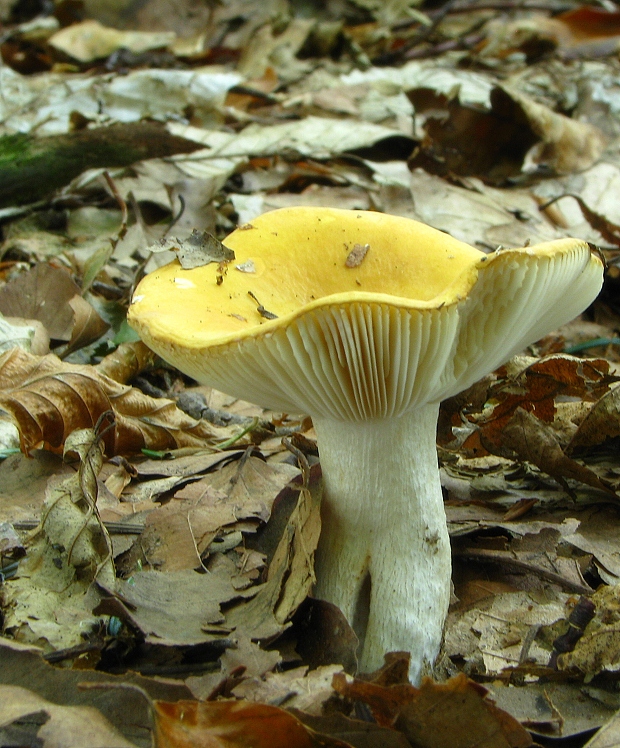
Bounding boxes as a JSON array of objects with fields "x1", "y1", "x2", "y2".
[
  {"x1": 129, "y1": 207, "x2": 483, "y2": 347},
  {"x1": 128, "y1": 207, "x2": 603, "y2": 419}
]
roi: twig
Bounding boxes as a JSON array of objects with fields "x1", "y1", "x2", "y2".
[{"x1": 453, "y1": 547, "x2": 592, "y2": 593}]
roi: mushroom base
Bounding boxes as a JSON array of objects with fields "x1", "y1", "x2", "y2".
[{"x1": 312, "y1": 404, "x2": 451, "y2": 685}]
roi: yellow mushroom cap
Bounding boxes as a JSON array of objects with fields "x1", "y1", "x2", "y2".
[{"x1": 128, "y1": 206, "x2": 603, "y2": 420}]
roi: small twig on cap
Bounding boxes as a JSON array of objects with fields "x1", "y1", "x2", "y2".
[{"x1": 248, "y1": 291, "x2": 278, "y2": 319}]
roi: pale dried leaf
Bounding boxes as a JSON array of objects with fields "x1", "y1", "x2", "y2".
[
  {"x1": 0, "y1": 314, "x2": 49, "y2": 354},
  {"x1": 585, "y1": 706, "x2": 620, "y2": 748},
  {"x1": 0, "y1": 684, "x2": 138, "y2": 748},
  {"x1": 49, "y1": 19, "x2": 175, "y2": 62},
  {"x1": 65, "y1": 294, "x2": 109, "y2": 353},
  {"x1": 138, "y1": 456, "x2": 299, "y2": 571},
  {"x1": 233, "y1": 664, "x2": 344, "y2": 715},
  {"x1": 2, "y1": 425, "x2": 114, "y2": 650},
  {"x1": 107, "y1": 567, "x2": 257, "y2": 646},
  {"x1": 570, "y1": 384, "x2": 620, "y2": 451},
  {"x1": 170, "y1": 115, "x2": 412, "y2": 160},
  {"x1": 500, "y1": 85, "x2": 607, "y2": 174},
  {"x1": 0, "y1": 264, "x2": 84, "y2": 341},
  {"x1": 224, "y1": 474, "x2": 321, "y2": 640}
]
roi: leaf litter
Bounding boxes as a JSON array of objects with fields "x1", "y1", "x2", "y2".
[{"x1": 3, "y1": 0, "x2": 620, "y2": 746}]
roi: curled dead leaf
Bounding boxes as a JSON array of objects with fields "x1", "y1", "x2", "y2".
[
  {"x1": 569, "y1": 383, "x2": 620, "y2": 452},
  {"x1": 154, "y1": 699, "x2": 351, "y2": 748},
  {"x1": 333, "y1": 670, "x2": 533, "y2": 748},
  {"x1": 0, "y1": 264, "x2": 108, "y2": 350},
  {"x1": 0, "y1": 684, "x2": 137, "y2": 748},
  {"x1": 502, "y1": 407, "x2": 616, "y2": 497},
  {"x1": 0, "y1": 347, "x2": 218, "y2": 455},
  {"x1": 495, "y1": 86, "x2": 606, "y2": 175}
]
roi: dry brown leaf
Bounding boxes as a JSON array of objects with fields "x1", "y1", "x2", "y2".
[
  {"x1": 97, "y1": 567, "x2": 257, "y2": 646},
  {"x1": 223, "y1": 468, "x2": 322, "y2": 640},
  {"x1": 1, "y1": 424, "x2": 116, "y2": 650},
  {"x1": 292, "y1": 710, "x2": 412, "y2": 748},
  {"x1": 293, "y1": 598, "x2": 358, "y2": 674},
  {"x1": 408, "y1": 83, "x2": 604, "y2": 181},
  {"x1": 0, "y1": 684, "x2": 138, "y2": 748},
  {"x1": 333, "y1": 671, "x2": 533, "y2": 748},
  {"x1": 0, "y1": 636, "x2": 192, "y2": 739},
  {"x1": 154, "y1": 699, "x2": 351, "y2": 748},
  {"x1": 502, "y1": 407, "x2": 616, "y2": 497},
  {"x1": 453, "y1": 526, "x2": 592, "y2": 595},
  {"x1": 553, "y1": 6, "x2": 620, "y2": 46},
  {"x1": 441, "y1": 356, "x2": 620, "y2": 495},
  {"x1": 569, "y1": 384, "x2": 620, "y2": 451},
  {"x1": 0, "y1": 264, "x2": 79, "y2": 340},
  {"x1": 496, "y1": 86, "x2": 606, "y2": 175},
  {"x1": 397, "y1": 675, "x2": 533, "y2": 748},
  {"x1": 0, "y1": 451, "x2": 69, "y2": 524},
  {"x1": 128, "y1": 456, "x2": 299, "y2": 572},
  {"x1": 49, "y1": 19, "x2": 175, "y2": 63},
  {"x1": 219, "y1": 634, "x2": 281, "y2": 680},
  {"x1": 481, "y1": 8, "x2": 620, "y2": 60},
  {"x1": 95, "y1": 340, "x2": 160, "y2": 383},
  {"x1": 584, "y1": 702, "x2": 620, "y2": 748},
  {"x1": 64, "y1": 294, "x2": 109, "y2": 355},
  {"x1": 233, "y1": 664, "x2": 343, "y2": 714},
  {"x1": 0, "y1": 264, "x2": 108, "y2": 348},
  {"x1": 0, "y1": 347, "x2": 218, "y2": 455},
  {"x1": 558, "y1": 619, "x2": 620, "y2": 677},
  {"x1": 1, "y1": 315, "x2": 50, "y2": 355}
]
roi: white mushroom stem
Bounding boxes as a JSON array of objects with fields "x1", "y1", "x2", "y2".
[{"x1": 312, "y1": 403, "x2": 451, "y2": 685}]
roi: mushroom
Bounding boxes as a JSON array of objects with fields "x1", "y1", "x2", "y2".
[{"x1": 128, "y1": 207, "x2": 603, "y2": 683}]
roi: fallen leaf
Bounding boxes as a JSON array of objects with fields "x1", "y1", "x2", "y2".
[
  {"x1": 480, "y1": 8, "x2": 620, "y2": 61},
  {"x1": 171, "y1": 115, "x2": 413, "y2": 162},
  {"x1": 0, "y1": 264, "x2": 107, "y2": 346},
  {"x1": 542, "y1": 194, "x2": 620, "y2": 247},
  {"x1": 154, "y1": 699, "x2": 352, "y2": 748},
  {"x1": 0, "y1": 684, "x2": 138, "y2": 748},
  {"x1": 1, "y1": 425, "x2": 114, "y2": 650},
  {"x1": 498, "y1": 86, "x2": 607, "y2": 175},
  {"x1": 0, "y1": 451, "x2": 69, "y2": 524},
  {"x1": 397, "y1": 675, "x2": 533, "y2": 748},
  {"x1": 293, "y1": 598, "x2": 358, "y2": 674},
  {"x1": 154, "y1": 229, "x2": 235, "y2": 269},
  {"x1": 98, "y1": 567, "x2": 256, "y2": 646},
  {"x1": 49, "y1": 19, "x2": 176, "y2": 62},
  {"x1": 131, "y1": 456, "x2": 299, "y2": 571},
  {"x1": 501, "y1": 407, "x2": 615, "y2": 497},
  {"x1": 408, "y1": 83, "x2": 605, "y2": 180},
  {"x1": 584, "y1": 701, "x2": 620, "y2": 747},
  {"x1": 0, "y1": 348, "x2": 219, "y2": 455},
  {"x1": 565, "y1": 506, "x2": 620, "y2": 583},
  {"x1": 95, "y1": 340, "x2": 160, "y2": 383},
  {"x1": 292, "y1": 710, "x2": 412, "y2": 748},
  {"x1": 489, "y1": 681, "x2": 619, "y2": 740},
  {"x1": 441, "y1": 355, "x2": 620, "y2": 494},
  {"x1": 569, "y1": 384, "x2": 620, "y2": 451},
  {"x1": 0, "y1": 314, "x2": 49, "y2": 355},
  {"x1": 233, "y1": 664, "x2": 344, "y2": 714},
  {"x1": 333, "y1": 671, "x2": 533, "y2": 747},
  {"x1": 0, "y1": 637, "x2": 192, "y2": 742},
  {"x1": 219, "y1": 634, "x2": 281, "y2": 680},
  {"x1": 223, "y1": 468, "x2": 322, "y2": 640}
]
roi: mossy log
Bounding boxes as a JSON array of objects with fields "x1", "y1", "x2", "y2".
[{"x1": 0, "y1": 122, "x2": 203, "y2": 209}]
